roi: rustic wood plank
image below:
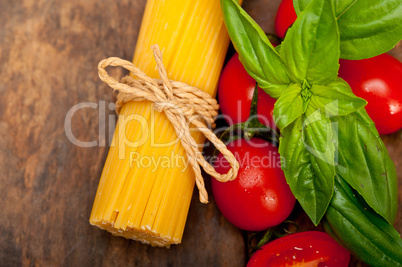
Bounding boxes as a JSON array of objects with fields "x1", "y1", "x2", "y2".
[{"x1": 0, "y1": 0, "x2": 400, "y2": 266}]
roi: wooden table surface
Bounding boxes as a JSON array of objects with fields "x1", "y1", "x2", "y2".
[{"x1": 0, "y1": 0, "x2": 401, "y2": 266}]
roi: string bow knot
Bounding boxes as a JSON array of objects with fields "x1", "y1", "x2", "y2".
[{"x1": 98, "y1": 44, "x2": 239, "y2": 203}]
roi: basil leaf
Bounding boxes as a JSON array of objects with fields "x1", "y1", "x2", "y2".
[
  {"x1": 220, "y1": 0, "x2": 290, "y2": 98},
  {"x1": 273, "y1": 83, "x2": 303, "y2": 131},
  {"x1": 281, "y1": 0, "x2": 339, "y2": 84},
  {"x1": 294, "y1": 0, "x2": 402, "y2": 60},
  {"x1": 332, "y1": 108, "x2": 398, "y2": 223},
  {"x1": 309, "y1": 78, "x2": 367, "y2": 117},
  {"x1": 293, "y1": 0, "x2": 308, "y2": 13},
  {"x1": 304, "y1": 105, "x2": 336, "y2": 176},
  {"x1": 324, "y1": 174, "x2": 402, "y2": 266},
  {"x1": 279, "y1": 115, "x2": 334, "y2": 225}
]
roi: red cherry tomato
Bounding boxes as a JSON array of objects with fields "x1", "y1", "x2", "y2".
[
  {"x1": 275, "y1": 0, "x2": 297, "y2": 39},
  {"x1": 339, "y1": 54, "x2": 402, "y2": 135},
  {"x1": 212, "y1": 138, "x2": 295, "y2": 231},
  {"x1": 247, "y1": 231, "x2": 350, "y2": 267},
  {"x1": 218, "y1": 53, "x2": 277, "y2": 129}
]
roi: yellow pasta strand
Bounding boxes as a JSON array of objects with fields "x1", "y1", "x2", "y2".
[{"x1": 90, "y1": 0, "x2": 239, "y2": 247}]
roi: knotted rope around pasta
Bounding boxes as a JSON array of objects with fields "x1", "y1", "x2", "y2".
[{"x1": 98, "y1": 44, "x2": 239, "y2": 204}]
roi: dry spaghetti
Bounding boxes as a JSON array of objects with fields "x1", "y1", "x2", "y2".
[{"x1": 97, "y1": 44, "x2": 239, "y2": 203}]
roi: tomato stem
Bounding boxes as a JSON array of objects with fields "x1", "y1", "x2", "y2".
[
  {"x1": 248, "y1": 220, "x2": 299, "y2": 256},
  {"x1": 218, "y1": 85, "x2": 280, "y2": 145}
]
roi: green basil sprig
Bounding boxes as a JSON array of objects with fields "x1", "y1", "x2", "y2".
[
  {"x1": 294, "y1": 0, "x2": 402, "y2": 60},
  {"x1": 223, "y1": 0, "x2": 367, "y2": 225},
  {"x1": 221, "y1": 0, "x2": 400, "y2": 264},
  {"x1": 324, "y1": 174, "x2": 402, "y2": 266}
]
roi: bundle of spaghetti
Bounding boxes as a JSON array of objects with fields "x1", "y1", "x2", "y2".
[{"x1": 90, "y1": 0, "x2": 240, "y2": 247}]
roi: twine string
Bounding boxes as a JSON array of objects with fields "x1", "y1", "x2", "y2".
[{"x1": 97, "y1": 44, "x2": 239, "y2": 203}]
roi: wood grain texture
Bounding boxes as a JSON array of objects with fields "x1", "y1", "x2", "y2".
[
  {"x1": 0, "y1": 0, "x2": 400, "y2": 266},
  {"x1": 0, "y1": 0, "x2": 246, "y2": 266}
]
